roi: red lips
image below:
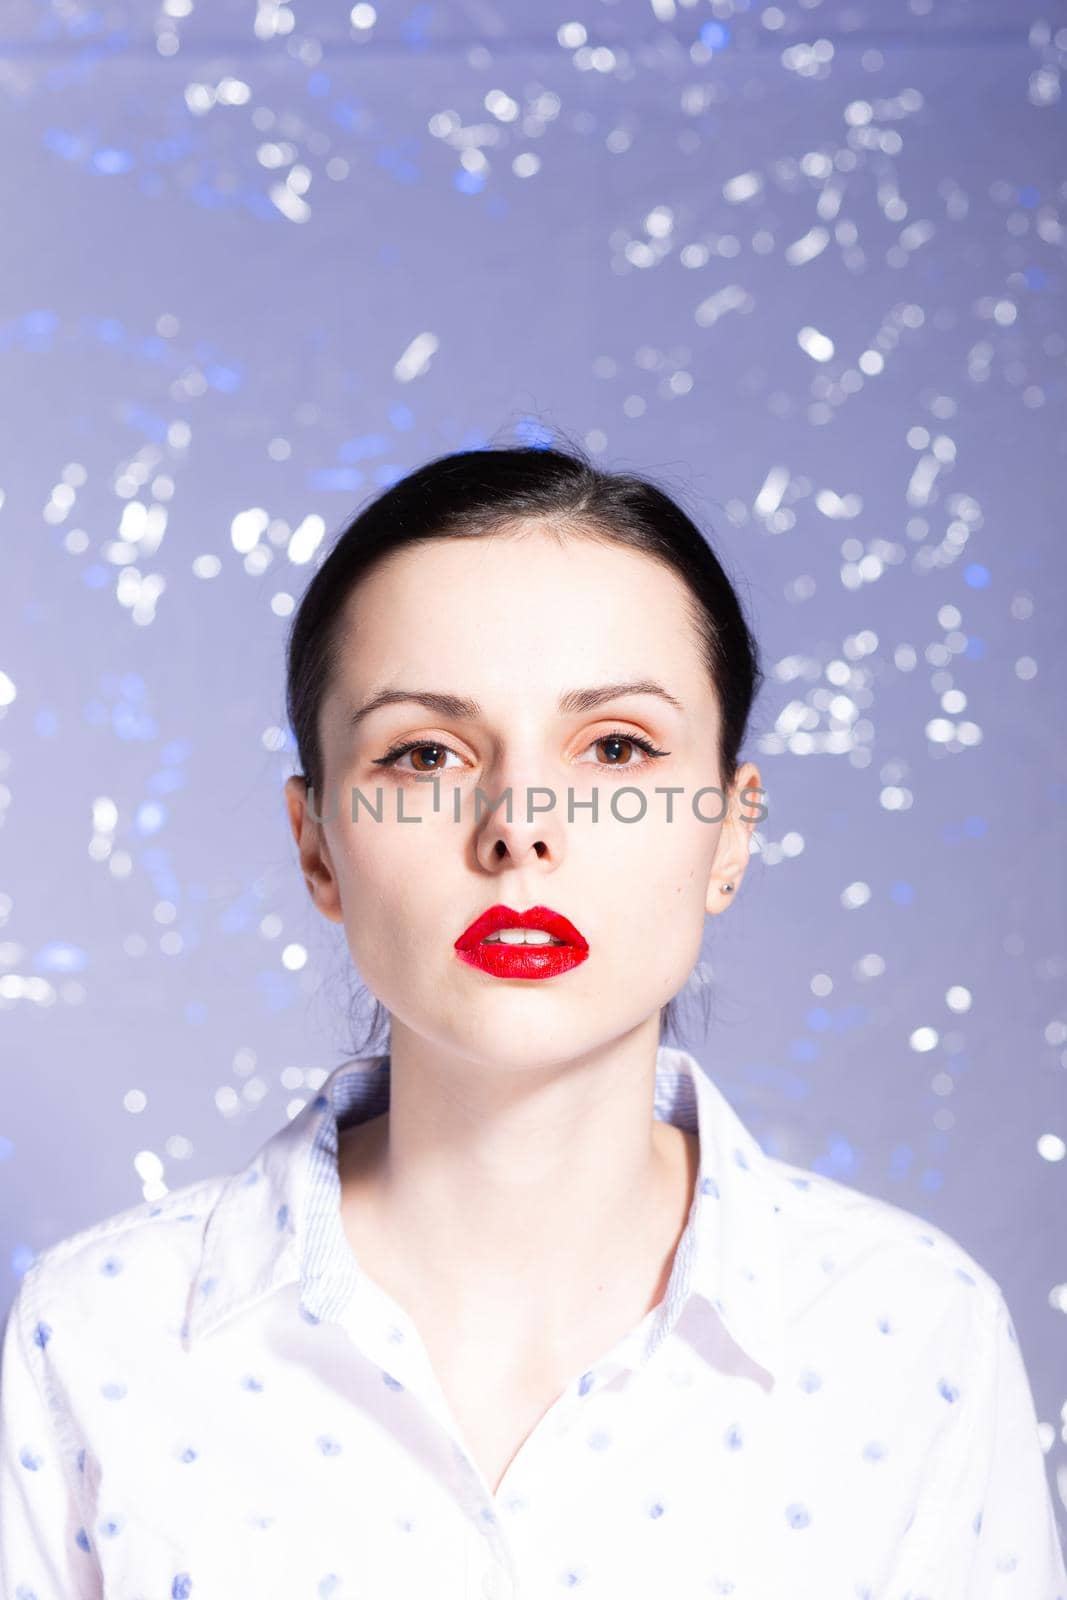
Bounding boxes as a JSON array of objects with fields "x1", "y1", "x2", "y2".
[{"x1": 454, "y1": 903, "x2": 589, "y2": 981}]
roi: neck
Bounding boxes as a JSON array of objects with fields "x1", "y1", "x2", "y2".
[{"x1": 337, "y1": 1021, "x2": 698, "y2": 1339}]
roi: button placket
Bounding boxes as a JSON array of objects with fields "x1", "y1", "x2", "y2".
[{"x1": 480, "y1": 1565, "x2": 514, "y2": 1600}]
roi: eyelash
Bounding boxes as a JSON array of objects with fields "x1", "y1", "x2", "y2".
[{"x1": 372, "y1": 729, "x2": 670, "y2": 775}]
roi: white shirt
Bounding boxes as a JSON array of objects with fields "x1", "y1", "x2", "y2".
[{"x1": 1, "y1": 1044, "x2": 1064, "y2": 1600}]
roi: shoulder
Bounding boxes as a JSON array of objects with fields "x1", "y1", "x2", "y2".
[
  {"x1": 762, "y1": 1153, "x2": 1004, "y2": 1343},
  {"x1": 4, "y1": 1173, "x2": 230, "y2": 1356}
]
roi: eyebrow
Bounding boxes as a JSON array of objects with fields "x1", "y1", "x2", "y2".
[{"x1": 348, "y1": 680, "x2": 685, "y2": 730}]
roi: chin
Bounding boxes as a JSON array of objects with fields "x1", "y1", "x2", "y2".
[{"x1": 420, "y1": 1005, "x2": 605, "y2": 1072}]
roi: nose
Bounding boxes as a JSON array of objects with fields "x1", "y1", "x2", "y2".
[{"x1": 472, "y1": 777, "x2": 564, "y2": 874}]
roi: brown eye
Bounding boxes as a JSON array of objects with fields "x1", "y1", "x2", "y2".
[
  {"x1": 596, "y1": 735, "x2": 636, "y2": 765},
  {"x1": 576, "y1": 730, "x2": 667, "y2": 769},
  {"x1": 408, "y1": 744, "x2": 448, "y2": 772},
  {"x1": 372, "y1": 739, "x2": 465, "y2": 773}
]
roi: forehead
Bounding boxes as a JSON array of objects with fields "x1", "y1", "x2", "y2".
[{"x1": 334, "y1": 526, "x2": 709, "y2": 689}]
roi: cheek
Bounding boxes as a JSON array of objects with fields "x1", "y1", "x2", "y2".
[
  {"x1": 326, "y1": 824, "x2": 399, "y2": 939},
  {"x1": 588, "y1": 815, "x2": 718, "y2": 971},
  {"x1": 605, "y1": 811, "x2": 718, "y2": 896},
  {"x1": 611, "y1": 831, "x2": 711, "y2": 992},
  {"x1": 330, "y1": 820, "x2": 455, "y2": 954}
]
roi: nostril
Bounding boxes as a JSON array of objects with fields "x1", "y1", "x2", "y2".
[{"x1": 488, "y1": 839, "x2": 548, "y2": 858}]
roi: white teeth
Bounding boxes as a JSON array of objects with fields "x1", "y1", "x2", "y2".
[{"x1": 483, "y1": 928, "x2": 565, "y2": 946}]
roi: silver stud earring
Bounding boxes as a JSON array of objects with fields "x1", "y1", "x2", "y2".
[{"x1": 720, "y1": 883, "x2": 734, "y2": 894}]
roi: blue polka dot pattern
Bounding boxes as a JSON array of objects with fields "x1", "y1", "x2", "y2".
[{"x1": 0, "y1": 1046, "x2": 1062, "y2": 1597}]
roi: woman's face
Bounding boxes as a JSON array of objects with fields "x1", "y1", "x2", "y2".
[{"x1": 286, "y1": 524, "x2": 759, "y2": 1069}]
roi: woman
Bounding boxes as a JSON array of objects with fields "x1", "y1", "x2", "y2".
[{"x1": 1, "y1": 444, "x2": 1063, "y2": 1599}]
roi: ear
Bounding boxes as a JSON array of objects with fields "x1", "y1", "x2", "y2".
[
  {"x1": 705, "y1": 761, "x2": 764, "y2": 917},
  {"x1": 284, "y1": 774, "x2": 344, "y2": 924}
]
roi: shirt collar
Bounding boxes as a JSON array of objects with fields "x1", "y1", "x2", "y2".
[{"x1": 184, "y1": 1045, "x2": 786, "y2": 1386}]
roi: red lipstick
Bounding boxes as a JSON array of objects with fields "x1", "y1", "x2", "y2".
[{"x1": 454, "y1": 904, "x2": 589, "y2": 981}]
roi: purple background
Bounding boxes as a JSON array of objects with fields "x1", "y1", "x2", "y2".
[{"x1": 0, "y1": 0, "x2": 1064, "y2": 1541}]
